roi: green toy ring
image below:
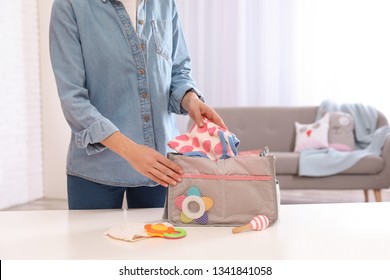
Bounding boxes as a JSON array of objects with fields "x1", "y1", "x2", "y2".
[{"x1": 163, "y1": 227, "x2": 187, "y2": 239}]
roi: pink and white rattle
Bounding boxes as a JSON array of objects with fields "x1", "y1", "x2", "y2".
[{"x1": 232, "y1": 215, "x2": 269, "y2": 234}]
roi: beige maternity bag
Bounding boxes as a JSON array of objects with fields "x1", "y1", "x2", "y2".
[{"x1": 163, "y1": 152, "x2": 280, "y2": 227}]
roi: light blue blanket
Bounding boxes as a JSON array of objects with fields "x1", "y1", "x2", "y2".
[{"x1": 299, "y1": 100, "x2": 390, "y2": 176}]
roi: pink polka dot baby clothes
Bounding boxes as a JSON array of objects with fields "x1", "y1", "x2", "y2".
[{"x1": 168, "y1": 119, "x2": 240, "y2": 160}]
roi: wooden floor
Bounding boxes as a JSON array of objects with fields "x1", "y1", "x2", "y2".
[{"x1": 4, "y1": 188, "x2": 390, "y2": 211}]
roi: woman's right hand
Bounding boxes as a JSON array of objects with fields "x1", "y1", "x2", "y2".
[{"x1": 101, "y1": 132, "x2": 183, "y2": 187}]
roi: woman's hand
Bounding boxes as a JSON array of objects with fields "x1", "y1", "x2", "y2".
[
  {"x1": 126, "y1": 144, "x2": 183, "y2": 187},
  {"x1": 181, "y1": 91, "x2": 227, "y2": 129},
  {"x1": 101, "y1": 132, "x2": 183, "y2": 187}
]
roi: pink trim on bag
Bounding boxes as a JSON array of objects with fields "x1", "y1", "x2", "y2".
[{"x1": 181, "y1": 173, "x2": 272, "y2": 181}]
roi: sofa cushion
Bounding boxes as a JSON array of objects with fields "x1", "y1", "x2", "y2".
[
  {"x1": 273, "y1": 152, "x2": 384, "y2": 175},
  {"x1": 342, "y1": 155, "x2": 384, "y2": 174},
  {"x1": 214, "y1": 106, "x2": 319, "y2": 152},
  {"x1": 272, "y1": 152, "x2": 300, "y2": 174}
]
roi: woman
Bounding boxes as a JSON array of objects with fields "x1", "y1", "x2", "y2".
[{"x1": 49, "y1": 0, "x2": 226, "y2": 209}]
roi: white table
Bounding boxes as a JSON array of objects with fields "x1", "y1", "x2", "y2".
[{"x1": 1, "y1": 203, "x2": 389, "y2": 259}]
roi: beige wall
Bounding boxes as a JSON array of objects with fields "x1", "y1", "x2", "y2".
[{"x1": 38, "y1": 0, "x2": 69, "y2": 199}]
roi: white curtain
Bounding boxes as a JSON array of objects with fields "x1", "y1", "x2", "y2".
[
  {"x1": 176, "y1": 0, "x2": 390, "y2": 119},
  {"x1": 293, "y1": 0, "x2": 390, "y2": 117},
  {"x1": 0, "y1": 1, "x2": 43, "y2": 209},
  {"x1": 176, "y1": 0, "x2": 296, "y2": 107}
]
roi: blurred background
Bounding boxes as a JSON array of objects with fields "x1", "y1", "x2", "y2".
[{"x1": 1, "y1": 0, "x2": 390, "y2": 209}]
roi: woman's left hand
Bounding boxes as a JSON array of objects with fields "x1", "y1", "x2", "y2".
[{"x1": 181, "y1": 91, "x2": 227, "y2": 129}]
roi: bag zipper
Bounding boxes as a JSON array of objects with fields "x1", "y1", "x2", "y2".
[{"x1": 181, "y1": 173, "x2": 272, "y2": 181}]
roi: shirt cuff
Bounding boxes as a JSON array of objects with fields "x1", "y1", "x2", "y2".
[
  {"x1": 74, "y1": 118, "x2": 119, "y2": 155},
  {"x1": 170, "y1": 85, "x2": 205, "y2": 115}
]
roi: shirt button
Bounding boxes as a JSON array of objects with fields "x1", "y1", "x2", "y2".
[
  {"x1": 143, "y1": 115, "x2": 150, "y2": 122},
  {"x1": 138, "y1": 68, "x2": 145, "y2": 75},
  {"x1": 140, "y1": 43, "x2": 146, "y2": 50},
  {"x1": 141, "y1": 92, "x2": 148, "y2": 99},
  {"x1": 138, "y1": 19, "x2": 144, "y2": 25}
]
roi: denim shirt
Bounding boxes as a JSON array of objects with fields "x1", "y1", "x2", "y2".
[{"x1": 49, "y1": 0, "x2": 202, "y2": 187}]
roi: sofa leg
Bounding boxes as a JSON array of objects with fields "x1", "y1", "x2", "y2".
[
  {"x1": 363, "y1": 190, "x2": 369, "y2": 202},
  {"x1": 373, "y1": 189, "x2": 382, "y2": 202}
]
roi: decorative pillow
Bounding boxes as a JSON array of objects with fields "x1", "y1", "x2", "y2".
[
  {"x1": 294, "y1": 113, "x2": 329, "y2": 152},
  {"x1": 328, "y1": 112, "x2": 355, "y2": 151}
]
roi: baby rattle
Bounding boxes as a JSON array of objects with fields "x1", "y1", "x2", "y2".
[{"x1": 232, "y1": 215, "x2": 269, "y2": 234}]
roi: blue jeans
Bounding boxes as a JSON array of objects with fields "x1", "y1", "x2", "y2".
[{"x1": 67, "y1": 175, "x2": 167, "y2": 210}]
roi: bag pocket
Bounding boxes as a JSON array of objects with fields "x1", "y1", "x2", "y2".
[{"x1": 150, "y1": 20, "x2": 172, "y2": 61}]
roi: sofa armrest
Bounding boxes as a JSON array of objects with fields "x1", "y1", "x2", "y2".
[{"x1": 381, "y1": 134, "x2": 390, "y2": 162}]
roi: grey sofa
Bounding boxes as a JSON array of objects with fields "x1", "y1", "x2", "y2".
[{"x1": 213, "y1": 106, "x2": 390, "y2": 202}]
